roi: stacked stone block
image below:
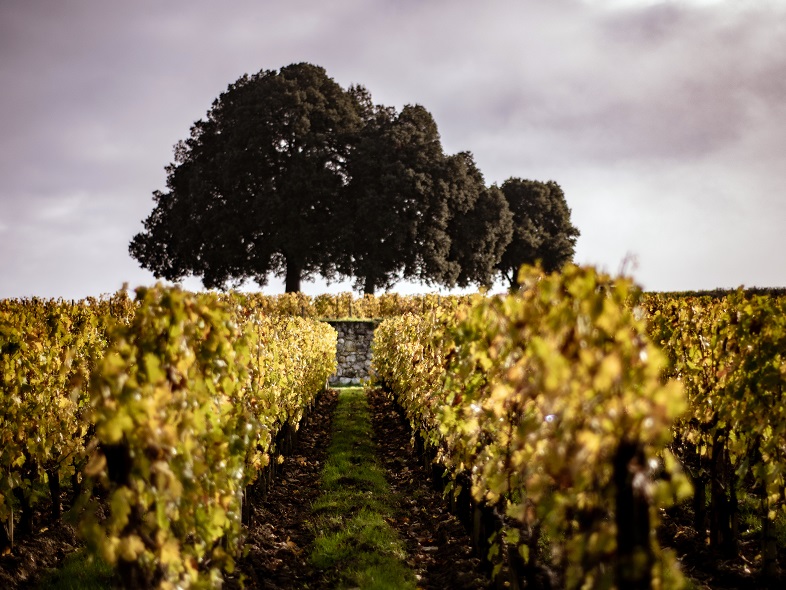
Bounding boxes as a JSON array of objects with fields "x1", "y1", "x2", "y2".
[{"x1": 326, "y1": 320, "x2": 379, "y2": 386}]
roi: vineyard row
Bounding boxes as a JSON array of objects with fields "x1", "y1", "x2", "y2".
[
  {"x1": 1, "y1": 286, "x2": 336, "y2": 588},
  {"x1": 371, "y1": 265, "x2": 786, "y2": 589}
]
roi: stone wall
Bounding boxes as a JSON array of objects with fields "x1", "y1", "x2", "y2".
[{"x1": 325, "y1": 320, "x2": 379, "y2": 386}]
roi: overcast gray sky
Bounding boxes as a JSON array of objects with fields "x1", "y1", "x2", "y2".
[{"x1": 1, "y1": 0, "x2": 784, "y2": 299}]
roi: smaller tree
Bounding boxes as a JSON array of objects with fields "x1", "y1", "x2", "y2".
[
  {"x1": 335, "y1": 104, "x2": 512, "y2": 294},
  {"x1": 496, "y1": 178, "x2": 579, "y2": 289},
  {"x1": 443, "y1": 153, "x2": 513, "y2": 289},
  {"x1": 334, "y1": 101, "x2": 446, "y2": 294}
]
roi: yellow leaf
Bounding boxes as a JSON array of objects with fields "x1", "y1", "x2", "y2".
[
  {"x1": 143, "y1": 352, "x2": 165, "y2": 383},
  {"x1": 159, "y1": 538, "x2": 181, "y2": 566},
  {"x1": 519, "y1": 543, "x2": 530, "y2": 564},
  {"x1": 97, "y1": 411, "x2": 133, "y2": 444},
  {"x1": 110, "y1": 488, "x2": 134, "y2": 531},
  {"x1": 594, "y1": 353, "x2": 622, "y2": 391},
  {"x1": 118, "y1": 534, "x2": 146, "y2": 561}
]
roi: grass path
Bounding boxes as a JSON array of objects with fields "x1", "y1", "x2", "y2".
[{"x1": 308, "y1": 387, "x2": 417, "y2": 589}]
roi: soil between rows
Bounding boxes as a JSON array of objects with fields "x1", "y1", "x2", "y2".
[
  {"x1": 230, "y1": 387, "x2": 489, "y2": 589},
  {"x1": 226, "y1": 389, "x2": 339, "y2": 589},
  {"x1": 366, "y1": 388, "x2": 490, "y2": 590}
]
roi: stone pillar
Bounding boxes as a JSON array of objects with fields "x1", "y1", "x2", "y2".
[{"x1": 325, "y1": 320, "x2": 380, "y2": 386}]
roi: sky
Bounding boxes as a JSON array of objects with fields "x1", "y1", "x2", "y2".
[{"x1": 1, "y1": 0, "x2": 785, "y2": 299}]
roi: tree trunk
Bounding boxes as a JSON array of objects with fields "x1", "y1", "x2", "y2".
[
  {"x1": 0, "y1": 515, "x2": 11, "y2": 553},
  {"x1": 363, "y1": 275, "x2": 376, "y2": 296},
  {"x1": 285, "y1": 259, "x2": 301, "y2": 293},
  {"x1": 13, "y1": 453, "x2": 37, "y2": 539},
  {"x1": 12, "y1": 487, "x2": 33, "y2": 538}
]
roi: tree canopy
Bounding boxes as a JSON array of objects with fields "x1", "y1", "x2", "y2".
[
  {"x1": 130, "y1": 63, "x2": 362, "y2": 292},
  {"x1": 335, "y1": 97, "x2": 513, "y2": 293},
  {"x1": 442, "y1": 152, "x2": 513, "y2": 289},
  {"x1": 130, "y1": 62, "x2": 578, "y2": 294},
  {"x1": 496, "y1": 178, "x2": 580, "y2": 289},
  {"x1": 335, "y1": 99, "x2": 449, "y2": 294}
]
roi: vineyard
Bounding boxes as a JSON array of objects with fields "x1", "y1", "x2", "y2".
[
  {"x1": 1, "y1": 268, "x2": 786, "y2": 589},
  {"x1": 1, "y1": 286, "x2": 337, "y2": 588}
]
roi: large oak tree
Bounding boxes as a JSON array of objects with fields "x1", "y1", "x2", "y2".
[
  {"x1": 334, "y1": 98, "x2": 447, "y2": 294},
  {"x1": 130, "y1": 63, "x2": 362, "y2": 292}
]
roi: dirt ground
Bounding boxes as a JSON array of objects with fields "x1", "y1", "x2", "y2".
[
  {"x1": 227, "y1": 387, "x2": 489, "y2": 589},
  {"x1": 0, "y1": 519, "x2": 81, "y2": 590}
]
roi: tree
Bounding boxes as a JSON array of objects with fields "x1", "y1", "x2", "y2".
[
  {"x1": 443, "y1": 153, "x2": 513, "y2": 289},
  {"x1": 496, "y1": 178, "x2": 580, "y2": 289},
  {"x1": 130, "y1": 63, "x2": 363, "y2": 292},
  {"x1": 335, "y1": 106, "x2": 512, "y2": 294},
  {"x1": 333, "y1": 101, "x2": 447, "y2": 294},
  {"x1": 131, "y1": 62, "x2": 527, "y2": 294}
]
